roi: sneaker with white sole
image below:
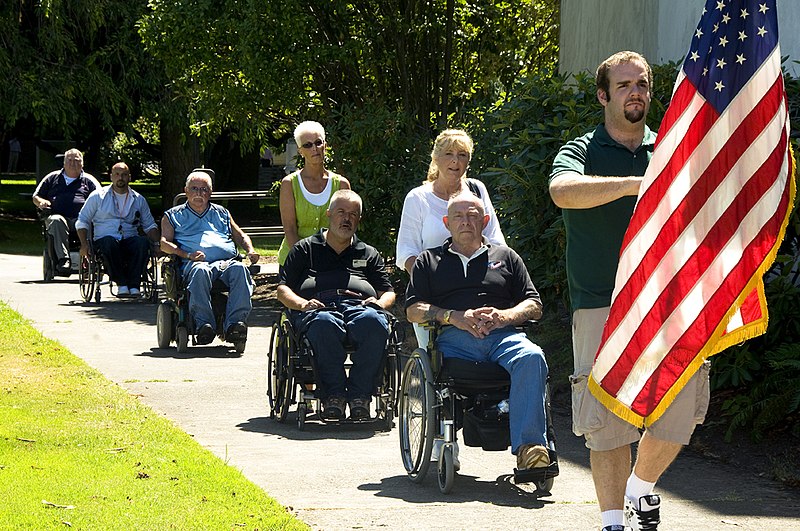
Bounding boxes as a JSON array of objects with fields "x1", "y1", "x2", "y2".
[
  {"x1": 129, "y1": 287, "x2": 141, "y2": 297},
  {"x1": 601, "y1": 526, "x2": 627, "y2": 531},
  {"x1": 625, "y1": 494, "x2": 661, "y2": 530},
  {"x1": 431, "y1": 439, "x2": 460, "y2": 471},
  {"x1": 116, "y1": 285, "x2": 130, "y2": 297}
]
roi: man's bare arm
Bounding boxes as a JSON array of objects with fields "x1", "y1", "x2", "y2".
[{"x1": 549, "y1": 171, "x2": 642, "y2": 209}]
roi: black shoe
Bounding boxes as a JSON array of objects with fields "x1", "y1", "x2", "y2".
[
  {"x1": 196, "y1": 324, "x2": 215, "y2": 345},
  {"x1": 348, "y1": 397, "x2": 370, "y2": 420},
  {"x1": 57, "y1": 258, "x2": 71, "y2": 273},
  {"x1": 625, "y1": 494, "x2": 661, "y2": 531},
  {"x1": 225, "y1": 322, "x2": 247, "y2": 343},
  {"x1": 322, "y1": 396, "x2": 346, "y2": 420}
]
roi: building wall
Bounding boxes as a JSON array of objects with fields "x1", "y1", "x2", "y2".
[{"x1": 560, "y1": 0, "x2": 800, "y2": 77}]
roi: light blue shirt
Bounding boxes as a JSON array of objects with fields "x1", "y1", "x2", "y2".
[
  {"x1": 165, "y1": 202, "x2": 237, "y2": 263},
  {"x1": 76, "y1": 185, "x2": 157, "y2": 241}
]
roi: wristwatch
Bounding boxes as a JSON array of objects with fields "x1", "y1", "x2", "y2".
[{"x1": 442, "y1": 309, "x2": 453, "y2": 325}]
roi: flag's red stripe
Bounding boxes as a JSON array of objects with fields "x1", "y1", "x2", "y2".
[
  {"x1": 601, "y1": 130, "x2": 789, "y2": 395},
  {"x1": 630, "y1": 167, "x2": 791, "y2": 414},
  {"x1": 599, "y1": 78, "x2": 785, "y2": 345}
]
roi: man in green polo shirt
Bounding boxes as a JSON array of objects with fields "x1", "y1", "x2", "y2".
[{"x1": 549, "y1": 51, "x2": 710, "y2": 531}]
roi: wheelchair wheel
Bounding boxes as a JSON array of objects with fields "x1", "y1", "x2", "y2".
[
  {"x1": 156, "y1": 301, "x2": 173, "y2": 349},
  {"x1": 79, "y1": 256, "x2": 98, "y2": 303},
  {"x1": 176, "y1": 325, "x2": 189, "y2": 353},
  {"x1": 142, "y1": 255, "x2": 158, "y2": 303},
  {"x1": 437, "y1": 444, "x2": 456, "y2": 494},
  {"x1": 536, "y1": 476, "x2": 555, "y2": 493},
  {"x1": 399, "y1": 348, "x2": 436, "y2": 483},
  {"x1": 267, "y1": 320, "x2": 292, "y2": 422}
]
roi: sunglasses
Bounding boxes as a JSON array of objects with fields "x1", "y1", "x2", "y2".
[
  {"x1": 301, "y1": 138, "x2": 325, "y2": 149},
  {"x1": 189, "y1": 186, "x2": 210, "y2": 193}
]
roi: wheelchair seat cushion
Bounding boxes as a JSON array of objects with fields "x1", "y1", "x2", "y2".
[{"x1": 439, "y1": 357, "x2": 510, "y2": 390}]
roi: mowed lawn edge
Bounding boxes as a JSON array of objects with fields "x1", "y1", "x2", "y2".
[{"x1": 0, "y1": 301, "x2": 307, "y2": 530}]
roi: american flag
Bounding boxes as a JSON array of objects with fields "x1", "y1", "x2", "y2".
[{"x1": 588, "y1": 0, "x2": 796, "y2": 426}]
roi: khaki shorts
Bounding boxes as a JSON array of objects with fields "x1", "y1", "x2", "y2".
[{"x1": 571, "y1": 307, "x2": 711, "y2": 451}]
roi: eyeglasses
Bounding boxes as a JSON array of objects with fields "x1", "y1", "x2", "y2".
[
  {"x1": 189, "y1": 186, "x2": 210, "y2": 194},
  {"x1": 301, "y1": 138, "x2": 325, "y2": 149}
]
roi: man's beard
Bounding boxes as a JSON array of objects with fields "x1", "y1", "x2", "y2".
[{"x1": 624, "y1": 107, "x2": 645, "y2": 123}]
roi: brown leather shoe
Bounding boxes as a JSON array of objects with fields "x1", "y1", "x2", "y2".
[{"x1": 516, "y1": 444, "x2": 550, "y2": 470}]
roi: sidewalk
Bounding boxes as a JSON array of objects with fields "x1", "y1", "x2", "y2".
[{"x1": 1, "y1": 252, "x2": 798, "y2": 530}]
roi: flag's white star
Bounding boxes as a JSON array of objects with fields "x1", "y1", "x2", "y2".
[
  {"x1": 719, "y1": 36, "x2": 729, "y2": 47},
  {"x1": 740, "y1": 8, "x2": 749, "y2": 19},
  {"x1": 739, "y1": 30, "x2": 747, "y2": 41},
  {"x1": 690, "y1": 51, "x2": 700, "y2": 62},
  {"x1": 759, "y1": 3, "x2": 769, "y2": 14},
  {"x1": 715, "y1": 81, "x2": 725, "y2": 92},
  {"x1": 713, "y1": 23, "x2": 719, "y2": 33},
  {"x1": 758, "y1": 26, "x2": 768, "y2": 37},
  {"x1": 696, "y1": 28, "x2": 704, "y2": 39},
  {"x1": 717, "y1": 57, "x2": 727, "y2": 69},
  {"x1": 716, "y1": 0, "x2": 726, "y2": 11},
  {"x1": 703, "y1": 67, "x2": 709, "y2": 76},
  {"x1": 736, "y1": 54, "x2": 746, "y2": 65},
  {"x1": 722, "y1": 13, "x2": 731, "y2": 24}
]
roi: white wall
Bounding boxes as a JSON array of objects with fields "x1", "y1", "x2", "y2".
[{"x1": 560, "y1": 0, "x2": 800, "y2": 77}]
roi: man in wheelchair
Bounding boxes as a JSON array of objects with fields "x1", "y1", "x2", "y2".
[
  {"x1": 405, "y1": 191, "x2": 550, "y2": 474},
  {"x1": 277, "y1": 190, "x2": 395, "y2": 421},
  {"x1": 76, "y1": 162, "x2": 159, "y2": 297},
  {"x1": 160, "y1": 170, "x2": 260, "y2": 345},
  {"x1": 33, "y1": 148, "x2": 100, "y2": 274}
]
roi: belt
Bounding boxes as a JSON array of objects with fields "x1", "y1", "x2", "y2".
[{"x1": 313, "y1": 289, "x2": 364, "y2": 301}]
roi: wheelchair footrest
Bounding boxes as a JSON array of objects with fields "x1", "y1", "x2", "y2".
[{"x1": 513, "y1": 449, "x2": 560, "y2": 484}]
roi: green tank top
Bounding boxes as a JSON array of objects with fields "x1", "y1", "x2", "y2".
[{"x1": 277, "y1": 171, "x2": 342, "y2": 264}]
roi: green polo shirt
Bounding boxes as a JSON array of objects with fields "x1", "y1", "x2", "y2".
[{"x1": 550, "y1": 124, "x2": 656, "y2": 312}]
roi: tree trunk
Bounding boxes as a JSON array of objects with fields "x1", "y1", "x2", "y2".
[{"x1": 159, "y1": 119, "x2": 198, "y2": 212}]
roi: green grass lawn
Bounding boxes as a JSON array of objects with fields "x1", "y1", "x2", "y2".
[{"x1": 0, "y1": 302, "x2": 306, "y2": 530}]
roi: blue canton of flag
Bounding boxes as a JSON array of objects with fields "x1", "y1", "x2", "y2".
[{"x1": 683, "y1": 0, "x2": 778, "y2": 113}]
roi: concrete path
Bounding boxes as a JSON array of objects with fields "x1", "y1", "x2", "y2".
[{"x1": 1, "y1": 252, "x2": 798, "y2": 530}]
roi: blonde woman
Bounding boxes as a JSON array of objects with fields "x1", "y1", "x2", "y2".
[
  {"x1": 396, "y1": 129, "x2": 505, "y2": 274},
  {"x1": 277, "y1": 121, "x2": 351, "y2": 266}
]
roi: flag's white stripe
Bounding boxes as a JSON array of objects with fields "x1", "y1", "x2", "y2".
[
  {"x1": 727, "y1": 308, "x2": 744, "y2": 333},
  {"x1": 594, "y1": 102, "x2": 788, "y2": 382},
  {"x1": 614, "y1": 49, "x2": 783, "y2": 287},
  {"x1": 615, "y1": 160, "x2": 790, "y2": 406}
]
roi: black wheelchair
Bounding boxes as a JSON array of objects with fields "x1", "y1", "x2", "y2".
[
  {"x1": 156, "y1": 255, "x2": 258, "y2": 354},
  {"x1": 398, "y1": 323, "x2": 559, "y2": 494},
  {"x1": 40, "y1": 209, "x2": 80, "y2": 282},
  {"x1": 78, "y1": 239, "x2": 159, "y2": 303},
  {"x1": 267, "y1": 306, "x2": 404, "y2": 431}
]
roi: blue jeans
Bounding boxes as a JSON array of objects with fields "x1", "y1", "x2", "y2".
[
  {"x1": 183, "y1": 259, "x2": 253, "y2": 330},
  {"x1": 437, "y1": 326, "x2": 548, "y2": 454},
  {"x1": 94, "y1": 235, "x2": 150, "y2": 288},
  {"x1": 298, "y1": 300, "x2": 389, "y2": 400}
]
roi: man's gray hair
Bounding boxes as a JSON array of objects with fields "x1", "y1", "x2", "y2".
[
  {"x1": 64, "y1": 148, "x2": 83, "y2": 160},
  {"x1": 328, "y1": 189, "x2": 363, "y2": 214},
  {"x1": 185, "y1": 171, "x2": 213, "y2": 189}
]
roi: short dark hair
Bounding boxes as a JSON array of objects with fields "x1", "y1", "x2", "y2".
[{"x1": 595, "y1": 51, "x2": 653, "y2": 98}]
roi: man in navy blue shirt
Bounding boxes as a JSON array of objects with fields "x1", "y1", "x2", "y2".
[{"x1": 33, "y1": 149, "x2": 100, "y2": 273}]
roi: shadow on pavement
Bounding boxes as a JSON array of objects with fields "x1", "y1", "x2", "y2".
[
  {"x1": 238, "y1": 415, "x2": 387, "y2": 441},
  {"x1": 138, "y1": 346, "x2": 243, "y2": 359},
  {"x1": 359, "y1": 473, "x2": 555, "y2": 508}
]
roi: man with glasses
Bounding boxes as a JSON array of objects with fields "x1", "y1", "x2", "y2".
[
  {"x1": 160, "y1": 170, "x2": 260, "y2": 345},
  {"x1": 76, "y1": 162, "x2": 159, "y2": 297},
  {"x1": 33, "y1": 148, "x2": 100, "y2": 273}
]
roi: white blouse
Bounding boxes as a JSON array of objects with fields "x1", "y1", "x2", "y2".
[{"x1": 396, "y1": 179, "x2": 506, "y2": 271}]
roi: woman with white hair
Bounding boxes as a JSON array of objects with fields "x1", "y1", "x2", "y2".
[{"x1": 277, "y1": 121, "x2": 351, "y2": 266}]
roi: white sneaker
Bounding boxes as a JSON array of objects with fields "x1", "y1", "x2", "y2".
[
  {"x1": 431, "y1": 439, "x2": 460, "y2": 471},
  {"x1": 625, "y1": 494, "x2": 661, "y2": 530},
  {"x1": 116, "y1": 286, "x2": 130, "y2": 297},
  {"x1": 129, "y1": 287, "x2": 141, "y2": 297}
]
